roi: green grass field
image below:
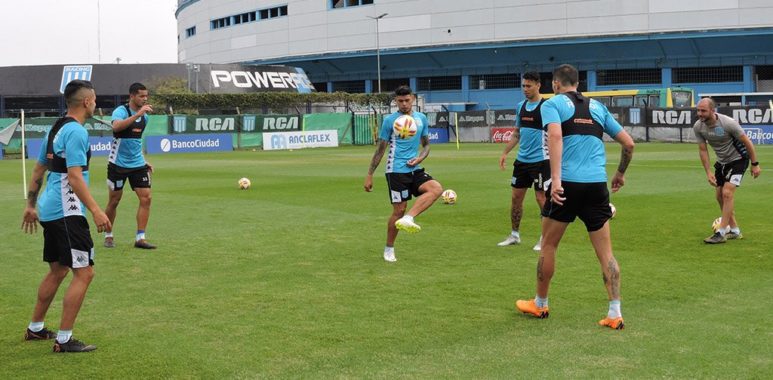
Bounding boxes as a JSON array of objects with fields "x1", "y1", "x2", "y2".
[{"x1": 1, "y1": 143, "x2": 771, "y2": 378}]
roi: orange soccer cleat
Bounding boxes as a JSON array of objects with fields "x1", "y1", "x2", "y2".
[{"x1": 515, "y1": 299, "x2": 549, "y2": 319}]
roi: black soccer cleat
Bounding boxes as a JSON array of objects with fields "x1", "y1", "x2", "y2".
[
  {"x1": 53, "y1": 338, "x2": 97, "y2": 353},
  {"x1": 24, "y1": 328, "x2": 57, "y2": 341},
  {"x1": 704, "y1": 232, "x2": 727, "y2": 244},
  {"x1": 134, "y1": 239, "x2": 157, "y2": 249}
]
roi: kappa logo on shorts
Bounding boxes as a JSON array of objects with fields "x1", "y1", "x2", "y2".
[
  {"x1": 730, "y1": 174, "x2": 743, "y2": 186},
  {"x1": 390, "y1": 190, "x2": 402, "y2": 203},
  {"x1": 71, "y1": 249, "x2": 90, "y2": 269}
]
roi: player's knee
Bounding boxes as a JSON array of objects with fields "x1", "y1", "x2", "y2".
[
  {"x1": 73, "y1": 267, "x2": 95, "y2": 283},
  {"x1": 139, "y1": 193, "x2": 152, "y2": 206},
  {"x1": 721, "y1": 187, "x2": 735, "y2": 201},
  {"x1": 429, "y1": 182, "x2": 443, "y2": 197},
  {"x1": 50, "y1": 266, "x2": 69, "y2": 281},
  {"x1": 392, "y1": 202, "x2": 407, "y2": 214}
]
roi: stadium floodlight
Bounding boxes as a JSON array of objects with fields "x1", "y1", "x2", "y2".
[{"x1": 367, "y1": 13, "x2": 388, "y2": 93}]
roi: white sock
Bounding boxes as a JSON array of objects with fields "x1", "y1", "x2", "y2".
[
  {"x1": 136, "y1": 231, "x2": 146, "y2": 241},
  {"x1": 719, "y1": 226, "x2": 729, "y2": 236},
  {"x1": 535, "y1": 295, "x2": 548, "y2": 308},
  {"x1": 56, "y1": 330, "x2": 73, "y2": 344},
  {"x1": 402, "y1": 215, "x2": 414, "y2": 223},
  {"x1": 28, "y1": 321, "x2": 44, "y2": 332},
  {"x1": 730, "y1": 226, "x2": 741, "y2": 234},
  {"x1": 384, "y1": 246, "x2": 394, "y2": 254},
  {"x1": 511, "y1": 230, "x2": 520, "y2": 238},
  {"x1": 105, "y1": 232, "x2": 113, "y2": 238},
  {"x1": 608, "y1": 300, "x2": 622, "y2": 318}
]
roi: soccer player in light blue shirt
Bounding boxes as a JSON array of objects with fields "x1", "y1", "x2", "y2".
[
  {"x1": 515, "y1": 64, "x2": 635, "y2": 330},
  {"x1": 364, "y1": 85, "x2": 443, "y2": 262},
  {"x1": 104, "y1": 82, "x2": 157, "y2": 249},
  {"x1": 498, "y1": 72, "x2": 550, "y2": 250},
  {"x1": 21, "y1": 80, "x2": 110, "y2": 352}
]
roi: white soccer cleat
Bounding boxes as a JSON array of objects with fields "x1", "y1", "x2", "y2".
[
  {"x1": 497, "y1": 235, "x2": 521, "y2": 246},
  {"x1": 383, "y1": 250, "x2": 397, "y2": 262},
  {"x1": 395, "y1": 217, "x2": 421, "y2": 234},
  {"x1": 533, "y1": 237, "x2": 542, "y2": 251}
]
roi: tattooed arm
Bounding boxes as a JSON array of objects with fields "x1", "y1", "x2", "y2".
[
  {"x1": 364, "y1": 139, "x2": 388, "y2": 192},
  {"x1": 407, "y1": 135, "x2": 431, "y2": 167},
  {"x1": 21, "y1": 163, "x2": 47, "y2": 234},
  {"x1": 611, "y1": 129, "x2": 635, "y2": 193}
]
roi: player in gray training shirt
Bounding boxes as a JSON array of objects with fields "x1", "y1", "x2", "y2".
[{"x1": 693, "y1": 98, "x2": 761, "y2": 244}]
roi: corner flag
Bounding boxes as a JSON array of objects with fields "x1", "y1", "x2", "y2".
[{"x1": 0, "y1": 119, "x2": 19, "y2": 145}]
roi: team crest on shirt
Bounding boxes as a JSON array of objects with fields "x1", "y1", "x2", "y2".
[{"x1": 714, "y1": 127, "x2": 725, "y2": 136}]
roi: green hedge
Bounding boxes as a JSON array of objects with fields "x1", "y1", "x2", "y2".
[{"x1": 150, "y1": 92, "x2": 392, "y2": 112}]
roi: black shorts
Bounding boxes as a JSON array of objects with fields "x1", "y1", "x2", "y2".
[
  {"x1": 107, "y1": 163, "x2": 151, "y2": 191},
  {"x1": 385, "y1": 168, "x2": 434, "y2": 204},
  {"x1": 40, "y1": 216, "x2": 94, "y2": 268},
  {"x1": 512, "y1": 160, "x2": 550, "y2": 190},
  {"x1": 541, "y1": 181, "x2": 612, "y2": 232},
  {"x1": 714, "y1": 159, "x2": 748, "y2": 187}
]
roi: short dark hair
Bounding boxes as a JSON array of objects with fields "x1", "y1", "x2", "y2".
[
  {"x1": 129, "y1": 82, "x2": 147, "y2": 95},
  {"x1": 64, "y1": 80, "x2": 94, "y2": 107},
  {"x1": 394, "y1": 85, "x2": 413, "y2": 96},
  {"x1": 522, "y1": 71, "x2": 540, "y2": 83},
  {"x1": 552, "y1": 64, "x2": 579, "y2": 87}
]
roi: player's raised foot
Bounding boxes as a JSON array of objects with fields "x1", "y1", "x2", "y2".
[
  {"x1": 515, "y1": 299, "x2": 549, "y2": 319},
  {"x1": 725, "y1": 231, "x2": 743, "y2": 240},
  {"x1": 103, "y1": 237, "x2": 114, "y2": 248},
  {"x1": 395, "y1": 217, "x2": 421, "y2": 234},
  {"x1": 134, "y1": 239, "x2": 157, "y2": 249},
  {"x1": 532, "y1": 237, "x2": 542, "y2": 251},
  {"x1": 704, "y1": 232, "x2": 726, "y2": 244},
  {"x1": 598, "y1": 317, "x2": 625, "y2": 330},
  {"x1": 53, "y1": 338, "x2": 97, "y2": 353},
  {"x1": 383, "y1": 251, "x2": 397, "y2": 263},
  {"x1": 24, "y1": 328, "x2": 56, "y2": 341},
  {"x1": 497, "y1": 235, "x2": 520, "y2": 246}
]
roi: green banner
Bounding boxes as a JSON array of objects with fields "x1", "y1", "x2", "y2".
[
  {"x1": 144, "y1": 115, "x2": 169, "y2": 136},
  {"x1": 303, "y1": 113, "x2": 352, "y2": 145}
]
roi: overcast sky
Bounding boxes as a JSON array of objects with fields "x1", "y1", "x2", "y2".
[{"x1": 0, "y1": 0, "x2": 178, "y2": 67}]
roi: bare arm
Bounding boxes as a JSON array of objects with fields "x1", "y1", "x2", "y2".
[
  {"x1": 546, "y1": 122, "x2": 565, "y2": 205},
  {"x1": 499, "y1": 126, "x2": 521, "y2": 170},
  {"x1": 67, "y1": 166, "x2": 111, "y2": 232},
  {"x1": 610, "y1": 130, "x2": 635, "y2": 193},
  {"x1": 21, "y1": 162, "x2": 47, "y2": 233},
  {"x1": 698, "y1": 142, "x2": 717, "y2": 186},
  {"x1": 112, "y1": 106, "x2": 152, "y2": 133},
  {"x1": 738, "y1": 134, "x2": 761, "y2": 178},
  {"x1": 407, "y1": 135, "x2": 431, "y2": 167},
  {"x1": 364, "y1": 139, "x2": 389, "y2": 192}
]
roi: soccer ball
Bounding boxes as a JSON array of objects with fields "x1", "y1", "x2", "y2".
[
  {"x1": 393, "y1": 114, "x2": 417, "y2": 139},
  {"x1": 712, "y1": 217, "x2": 722, "y2": 232},
  {"x1": 609, "y1": 203, "x2": 616, "y2": 219},
  {"x1": 441, "y1": 189, "x2": 457, "y2": 204},
  {"x1": 238, "y1": 177, "x2": 251, "y2": 190}
]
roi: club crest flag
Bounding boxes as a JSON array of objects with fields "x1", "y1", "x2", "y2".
[{"x1": 60, "y1": 65, "x2": 93, "y2": 94}]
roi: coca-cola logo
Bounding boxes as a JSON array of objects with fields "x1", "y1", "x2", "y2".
[{"x1": 491, "y1": 128, "x2": 515, "y2": 143}]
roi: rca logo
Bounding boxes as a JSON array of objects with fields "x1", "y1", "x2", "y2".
[
  {"x1": 195, "y1": 118, "x2": 235, "y2": 131},
  {"x1": 262, "y1": 117, "x2": 299, "y2": 131}
]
